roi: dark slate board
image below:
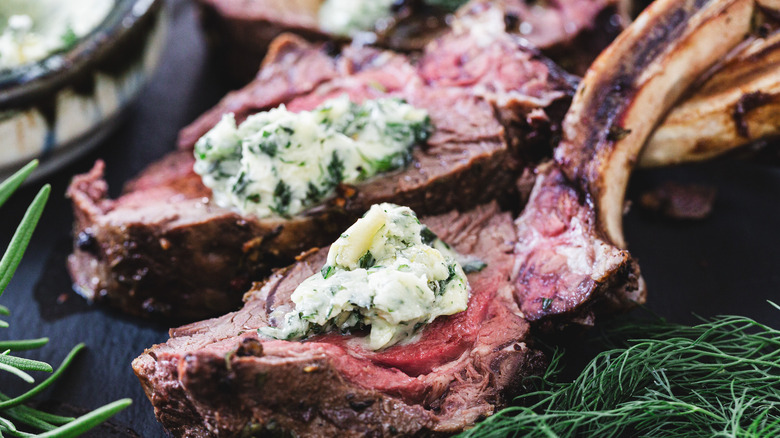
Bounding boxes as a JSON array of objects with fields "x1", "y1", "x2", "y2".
[{"x1": 0, "y1": 1, "x2": 777, "y2": 436}]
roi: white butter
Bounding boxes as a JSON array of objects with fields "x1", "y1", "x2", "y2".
[
  {"x1": 261, "y1": 203, "x2": 470, "y2": 350},
  {"x1": 318, "y1": 0, "x2": 468, "y2": 36},
  {"x1": 194, "y1": 95, "x2": 430, "y2": 219}
]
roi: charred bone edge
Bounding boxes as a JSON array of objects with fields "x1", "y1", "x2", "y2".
[
  {"x1": 555, "y1": 0, "x2": 772, "y2": 249},
  {"x1": 640, "y1": 29, "x2": 780, "y2": 167}
]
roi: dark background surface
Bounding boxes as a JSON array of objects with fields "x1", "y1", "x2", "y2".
[{"x1": 0, "y1": 1, "x2": 778, "y2": 436}]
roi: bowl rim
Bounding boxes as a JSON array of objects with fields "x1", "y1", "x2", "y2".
[{"x1": 0, "y1": 0, "x2": 162, "y2": 108}]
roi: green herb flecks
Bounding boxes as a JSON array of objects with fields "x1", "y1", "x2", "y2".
[
  {"x1": 459, "y1": 307, "x2": 780, "y2": 438},
  {"x1": 461, "y1": 260, "x2": 487, "y2": 274},
  {"x1": 0, "y1": 161, "x2": 131, "y2": 436},
  {"x1": 423, "y1": 0, "x2": 469, "y2": 11},
  {"x1": 321, "y1": 265, "x2": 335, "y2": 279},
  {"x1": 194, "y1": 96, "x2": 430, "y2": 219},
  {"x1": 358, "y1": 251, "x2": 375, "y2": 269},
  {"x1": 420, "y1": 227, "x2": 437, "y2": 246},
  {"x1": 327, "y1": 151, "x2": 345, "y2": 187},
  {"x1": 60, "y1": 24, "x2": 78, "y2": 49},
  {"x1": 272, "y1": 180, "x2": 292, "y2": 215}
]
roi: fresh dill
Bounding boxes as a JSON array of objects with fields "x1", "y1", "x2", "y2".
[
  {"x1": 0, "y1": 161, "x2": 131, "y2": 437},
  {"x1": 460, "y1": 307, "x2": 780, "y2": 438}
]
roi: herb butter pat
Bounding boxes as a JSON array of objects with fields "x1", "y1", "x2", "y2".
[
  {"x1": 194, "y1": 96, "x2": 430, "y2": 218},
  {"x1": 318, "y1": 0, "x2": 396, "y2": 36},
  {"x1": 318, "y1": 0, "x2": 468, "y2": 36},
  {"x1": 261, "y1": 203, "x2": 470, "y2": 350}
]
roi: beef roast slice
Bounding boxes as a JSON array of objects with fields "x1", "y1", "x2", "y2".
[
  {"x1": 512, "y1": 163, "x2": 645, "y2": 330},
  {"x1": 70, "y1": 30, "x2": 577, "y2": 319},
  {"x1": 456, "y1": 0, "x2": 627, "y2": 75},
  {"x1": 418, "y1": 21, "x2": 577, "y2": 163},
  {"x1": 67, "y1": 156, "x2": 344, "y2": 321},
  {"x1": 132, "y1": 204, "x2": 546, "y2": 437},
  {"x1": 195, "y1": 0, "x2": 623, "y2": 83}
]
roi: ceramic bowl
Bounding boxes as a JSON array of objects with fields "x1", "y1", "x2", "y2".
[{"x1": 0, "y1": 0, "x2": 168, "y2": 181}]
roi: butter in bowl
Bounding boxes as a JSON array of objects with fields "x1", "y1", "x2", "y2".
[{"x1": 0, "y1": 0, "x2": 167, "y2": 181}]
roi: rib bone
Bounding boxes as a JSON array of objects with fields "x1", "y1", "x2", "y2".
[
  {"x1": 555, "y1": 0, "x2": 763, "y2": 248},
  {"x1": 641, "y1": 30, "x2": 780, "y2": 167}
]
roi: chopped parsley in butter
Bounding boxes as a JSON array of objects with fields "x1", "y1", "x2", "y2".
[
  {"x1": 193, "y1": 96, "x2": 431, "y2": 218},
  {"x1": 318, "y1": 0, "x2": 468, "y2": 37},
  {"x1": 260, "y1": 203, "x2": 470, "y2": 350}
]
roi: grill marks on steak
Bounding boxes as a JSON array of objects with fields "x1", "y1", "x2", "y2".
[
  {"x1": 133, "y1": 204, "x2": 546, "y2": 436},
  {"x1": 70, "y1": 28, "x2": 574, "y2": 320}
]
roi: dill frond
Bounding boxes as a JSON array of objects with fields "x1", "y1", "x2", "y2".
[{"x1": 461, "y1": 311, "x2": 780, "y2": 438}]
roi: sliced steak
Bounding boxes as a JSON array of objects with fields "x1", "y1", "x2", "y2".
[
  {"x1": 512, "y1": 164, "x2": 644, "y2": 330},
  {"x1": 132, "y1": 1, "x2": 779, "y2": 435},
  {"x1": 133, "y1": 204, "x2": 547, "y2": 437},
  {"x1": 418, "y1": 21, "x2": 577, "y2": 160},
  {"x1": 131, "y1": 166, "x2": 644, "y2": 435},
  {"x1": 195, "y1": 0, "x2": 624, "y2": 83},
  {"x1": 195, "y1": 0, "x2": 454, "y2": 84},
  {"x1": 455, "y1": 0, "x2": 628, "y2": 74},
  {"x1": 69, "y1": 31, "x2": 574, "y2": 320},
  {"x1": 181, "y1": 24, "x2": 577, "y2": 151},
  {"x1": 68, "y1": 156, "x2": 346, "y2": 321}
]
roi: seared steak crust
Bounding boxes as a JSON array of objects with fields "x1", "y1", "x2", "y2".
[
  {"x1": 69, "y1": 30, "x2": 574, "y2": 320},
  {"x1": 133, "y1": 205, "x2": 547, "y2": 437},
  {"x1": 67, "y1": 156, "x2": 350, "y2": 321}
]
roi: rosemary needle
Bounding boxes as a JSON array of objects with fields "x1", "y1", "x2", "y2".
[
  {"x1": 0, "y1": 161, "x2": 38, "y2": 209},
  {"x1": 0, "y1": 162, "x2": 130, "y2": 436},
  {"x1": 0, "y1": 344, "x2": 85, "y2": 411},
  {"x1": 0, "y1": 339, "x2": 49, "y2": 352},
  {"x1": 0, "y1": 183, "x2": 49, "y2": 295},
  {"x1": 0, "y1": 352, "x2": 53, "y2": 373},
  {"x1": 32, "y1": 399, "x2": 133, "y2": 438}
]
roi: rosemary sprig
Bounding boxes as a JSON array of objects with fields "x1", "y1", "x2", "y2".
[
  {"x1": 460, "y1": 307, "x2": 780, "y2": 438},
  {"x1": 0, "y1": 161, "x2": 131, "y2": 436}
]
